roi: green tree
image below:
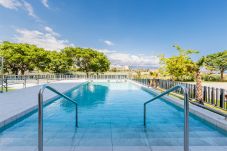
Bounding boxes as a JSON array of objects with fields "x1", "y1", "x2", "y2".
[
  {"x1": 160, "y1": 45, "x2": 198, "y2": 81},
  {"x1": 46, "y1": 51, "x2": 71, "y2": 73},
  {"x1": 31, "y1": 48, "x2": 50, "y2": 72},
  {"x1": 161, "y1": 45, "x2": 207, "y2": 104},
  {"x1": 89, "y1": 51, "x2": 110, "y2": 75},
  {"x1": 0, "y1": 41, "x2": 39, "y2": 75},
  {"x1": 149, "y1": 71, "x2": 159, "y2": 78},
  {"x1": 0, "y1": 43, "x2": 110, "y2": 75},
  {"x1": 61, "y1": 47, "x2": 81, "y2": 67},
  {"x1": 62, "y1": 47, "x2": 110, "y2": 77},
  {"x1": 204, "y1": 51, "x2": 227, "y2": 81}
]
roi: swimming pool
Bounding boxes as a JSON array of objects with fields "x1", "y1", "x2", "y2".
[{"x1": 0, "y1": 82, "x2": 227, "y2": 151}]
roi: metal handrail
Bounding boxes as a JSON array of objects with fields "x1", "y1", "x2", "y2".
[
  {"x1": 144, "y1": 85, "x2": 189, "y2": 151},
  {"x1": 38, "y1": 85, "x2": 78, "y2": 151}
]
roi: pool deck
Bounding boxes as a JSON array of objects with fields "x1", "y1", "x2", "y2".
[{"x1": 0, "y1": 80, "x2": 87, "y2": 129}]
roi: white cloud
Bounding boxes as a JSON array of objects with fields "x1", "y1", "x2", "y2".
[
  {"x1": 0, "y1": 0, "x2": 38, "y2": 19},
  {"x1": 44, "y1": 26, "x2": 59, "y2": 37},
  {"x1": 0, "y1": 0, "x2": 21, "y2": 9},
  {"x1": 104, "y1": 40, "x2": 114, "y2": 46},
  {"x1": 41, "y1": 0, "x2": 48, "y2": 8},
  {"x1": 22, "y1": 0, "x2": 38, "y2": 19},
  {"x1": 15, "y1": 27, "x2": 73, "y2": 50},
  {"x1": 99, "y1": 49, "x2": 160, "y2": 67}
]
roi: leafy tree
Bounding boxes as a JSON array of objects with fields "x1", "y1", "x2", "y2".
[
  {"x1": 31, "y1": 48, "x2": 50, "y2": 72},
  {"x1": 62, "y1": 47, "x2": 110, "y2": 77},
  {"x1": 149, "y1": 71, "x2": 159, "y2": 78},
  {"x1": 0, "y1": 41, "x2": 15, "y2": 74},
  {"x1": 46, "y1": 51, "x2": 71, "y2": 73},
  {"x1": 89, "y1": 51, "x2": 110, "y2": 75},
  {"x1": 0, "y1": 43, "x2": 110, "y2": 75},
  {"x1": 61, "y1": 47, "x2": 81, "y2": 67},
  {"x1": 204, "y1": 51, "x2": 227, "y2": 81},
  {"x1": 160, "y1": 45, "x2": 207, "y2": 104},
  {"x1": 160, "y1": 45, "x2": 198, "y2": 81},
  {"x1": 62, "y1": 47, "x2": 91, "y2": 76},
  {"x1": 0, "y1": 41, "x2": 38, "y2": 75}
]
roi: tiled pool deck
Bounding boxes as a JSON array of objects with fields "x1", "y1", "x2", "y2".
[
  {"x1": 0, "y1": 80, "x2": 227, "y2": 151},
  {"x1": 0, "y1": 80, "x2": 87, "y2": 128}
]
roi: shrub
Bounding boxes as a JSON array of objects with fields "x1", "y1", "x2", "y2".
[{"x1": 202, "y1": 74, "x2": 221, "y2": 81}]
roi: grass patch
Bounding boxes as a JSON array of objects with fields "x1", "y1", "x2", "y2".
[{"x1": 0, "y1": 87, "x2": 15, "y2": 92}]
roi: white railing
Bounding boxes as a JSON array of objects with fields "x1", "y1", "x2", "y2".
[{"x1": 0, "y1": 73, "x2": 128, "y2": 92}]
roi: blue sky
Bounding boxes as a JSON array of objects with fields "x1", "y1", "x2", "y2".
[{"x1": 0, "y1": 0, "x2": 227, "y2": 67}]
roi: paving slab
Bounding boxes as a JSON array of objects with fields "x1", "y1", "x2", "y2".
[{"x1": 0, "y1": 80, "x2": 87, "y2": 128}]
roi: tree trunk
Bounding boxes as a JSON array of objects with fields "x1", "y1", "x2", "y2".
[
  {"x1": 86, "y1": 72, "x2": 89, "y2": 78},
  {"x1": 220, "y1": 69, "x2": 224, "y2": 81},
  {"x1": 14, "y1": 69, "x2": 19, "y2": 75},
  {"x1": 151, "y1": 79, "x2": 154, "y2": 87},
  {"x1": 21, "y1": 70, "x2": 25, "y2": 75},
  {"x1": 195, "y1": 70, "x2": 203, "y2": 104}
]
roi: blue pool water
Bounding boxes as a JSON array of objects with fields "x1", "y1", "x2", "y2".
[{"x1": 0, "y1": 82, "x2": 227, "y2": 151}]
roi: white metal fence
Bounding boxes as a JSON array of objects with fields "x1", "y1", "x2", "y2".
[{"x1": 0, "y1": 74, "x2": 128, "y2": 92}]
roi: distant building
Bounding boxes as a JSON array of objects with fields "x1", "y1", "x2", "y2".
[{"x1": 110, "y1": 65, "x2": 129, "y2": 71}]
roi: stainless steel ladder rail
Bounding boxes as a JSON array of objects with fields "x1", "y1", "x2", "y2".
[
  {"x1": 144, "y1": 85, "x2": 189, "y2": 151},
  {"x1": 38, "y1": 85, "x2": 79, "y2": 151}
]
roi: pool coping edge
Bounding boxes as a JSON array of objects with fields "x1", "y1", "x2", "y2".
[
  {"x1": 128, "y1": 79, "x2": 227, "y2": 131},
  {"x1": 0, "y1": 81, "x2": 88, "y2": 130}
]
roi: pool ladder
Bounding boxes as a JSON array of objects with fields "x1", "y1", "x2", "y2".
[
  {"x1": 38, "y1": 85, "x2": 78, "y2": 151},
  {"x1": 144, "y1": 85, "x2": 189, "y2": 151}
]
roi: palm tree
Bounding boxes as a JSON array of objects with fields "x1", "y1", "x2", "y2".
[{"x1": 195, "y1": 57, "x2": 205, "y2": 104}]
